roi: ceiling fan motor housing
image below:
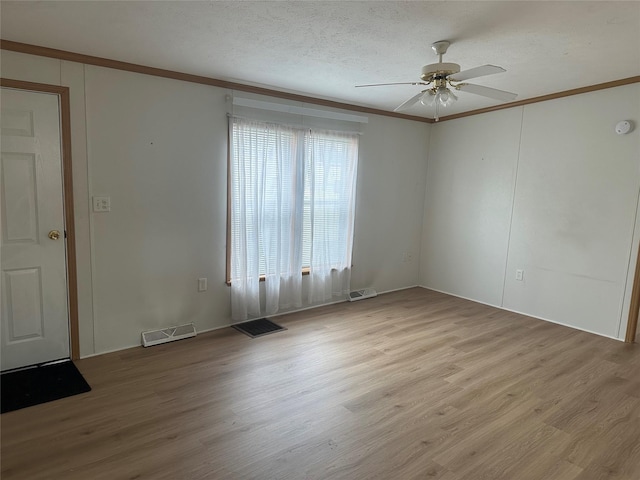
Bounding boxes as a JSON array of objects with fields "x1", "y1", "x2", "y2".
[{"x1": 421, "y1": 62, "x2": 461, "y2": 81}]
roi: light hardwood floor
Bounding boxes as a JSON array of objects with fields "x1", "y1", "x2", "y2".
[{"x1": 2, "y1": 288, "x2": 640, "y2": 480}]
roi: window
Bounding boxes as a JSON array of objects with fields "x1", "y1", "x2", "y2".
[{"x1": 228, "y1": 117, "x2": 358, "y2": 286}]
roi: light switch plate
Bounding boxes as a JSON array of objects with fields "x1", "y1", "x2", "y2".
[{"x1": 93, "y1": 196, "x2": 111, "y2": 212}]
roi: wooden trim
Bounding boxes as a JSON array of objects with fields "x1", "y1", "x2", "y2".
[
  {"x1": 3, "y1": 41, "x2": 639, "y2": 126},
  {"x1": 0, "y1": 39, "x2": 432, "y2": 124},
  {"x1": 1, "y1": 78, "x2": 68, "y2": 96},
  {"x1": 226, "y1": 119, "x2": 232, "y2": 285},
  {"x1": 60, "y1": 87, "x2": 80, "y2": 359},
  {"x1": 626, "y1": 242, "x2": 640, "y2": 343},
  {"x1": 0, "y1": 78, "x2": 80, "y2": 359},
  {"x1": 437, "y1": 76, "x2": 640, "y2": 122}
]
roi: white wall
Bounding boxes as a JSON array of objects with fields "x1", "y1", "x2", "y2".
[
  {"x1": 5, "y1": 46, "x2": 637, "y2": 350},
  {"x1": 352, "y1": 115, "x2": 430, "y2": 293},
  {"x1": 421, "y1": 84, "x2": 640, "y2": 339},
  {"x1": 420, "y1": 108, "x2": 523, "y2": 306},
  {"x1": 1, "y1": 50, "x2": 430, "y2": 355},
  {"x1": 84, "y1": 66, "x2": 232, "y2": 353}
]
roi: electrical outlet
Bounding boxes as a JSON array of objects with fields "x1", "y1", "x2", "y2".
[
  {"x1": 93, "y1": 196, "x2": 111, "y2": 212},
  {"x1": 515, "y1": 269, "x2": 524, "y2": 281},
  {"x1": 198, "y1": 278, "x2": 207, "y2": 292}
]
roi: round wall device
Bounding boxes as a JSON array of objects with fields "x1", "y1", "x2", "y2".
[{"x1": 615, "y1": 120, "x2": 632, "y2": 135}]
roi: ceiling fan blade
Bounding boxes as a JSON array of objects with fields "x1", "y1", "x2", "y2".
[
  {"x1": 394, "y1": 91, "x2": 428, "y2": 112},
  {"x1": 456, "y1": 83, "x2": 517, "y2": 102},
  {"x1": 449, "y1": 65, "x2": 506, "y2": 82},
  {"x1": 356, "y1": 82, "x2": 428, "y2": 88}
]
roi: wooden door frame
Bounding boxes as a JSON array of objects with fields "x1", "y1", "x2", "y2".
[
  {"x1": 626, "y1": 243, "x2": 640, "y2": 342},
  {"x1": 1, "y1": 78, "x2": 80, "y2": 359}
]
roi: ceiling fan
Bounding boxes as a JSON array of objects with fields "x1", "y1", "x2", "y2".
[{"x1": 356, "y1": 41, "x2": 517, "y2": 121}]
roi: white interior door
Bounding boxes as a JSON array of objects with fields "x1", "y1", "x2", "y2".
[{"x1": 1, "y1": 87, "x2": 70, "y2": 371}]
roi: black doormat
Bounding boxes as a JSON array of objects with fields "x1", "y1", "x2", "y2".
[
  {"x1": 1, "y1": 360, "x2": 91, "y2": 414},
  {"x1": 232, "y1": 318, "x2": 287, "y2": 338}
]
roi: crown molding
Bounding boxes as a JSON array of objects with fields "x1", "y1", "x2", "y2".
[
  {"x1": 2, "y1": 39, "x2": 638, "y2": 125},
  {"x1": 0, "y1": 39, "x2": 434, "y2": 124},
  {"x1": 437, "y1": 76, "x2": 640, "y2": 122}
]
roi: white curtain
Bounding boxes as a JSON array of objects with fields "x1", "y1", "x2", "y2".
[
  {"x1": 230, "y1": 117, "x2": 359, "y2": 320},
  {"x1": 307, "y1": 129, "x2": 359, "y2": 303},
  {"x1": 230, "y1": 118, "x2": 304, "y2": 320}
]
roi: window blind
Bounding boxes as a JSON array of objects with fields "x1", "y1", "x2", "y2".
[{"x1": 230, "y1": 117, "x2": 358, "y2": 279}]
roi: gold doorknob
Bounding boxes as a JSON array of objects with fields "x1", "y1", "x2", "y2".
[{"x1": 48, "y1": 230, "x2": 60, "y2": 240}]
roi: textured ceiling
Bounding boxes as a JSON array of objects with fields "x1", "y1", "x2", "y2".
[{"x1": 1, "y1": 1, "x2": 639, "y2": 118}]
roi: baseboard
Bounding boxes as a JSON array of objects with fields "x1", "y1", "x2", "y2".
[
  {"x1": 418, "y1": 285, "x2": 623, "y2": 342},
  {"x1": 80, "y1": 343, "x2": 142, "y2": 359},
  {"x1": 417, "y1": 285, "x2": 502, "y2": 309},
  {"x1": 80, "y1": 285, "x2": 426, "y2": 359},
  {"x1": 269, "y1": 297, "x2": 348, "y2": 320},
  {"x1": 376, "y1": 284, "x2": 420, "y2": 295},
  {"x1": 246, "y1": 285, "x2": 420, "y2": 322}
]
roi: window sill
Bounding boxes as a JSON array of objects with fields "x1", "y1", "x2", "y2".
[{"x1": 226, "y1": 267, "x2": 310, "y2": 286}]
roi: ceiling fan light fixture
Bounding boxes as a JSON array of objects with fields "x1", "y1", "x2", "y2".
[
  {"x1": 420, "y1": 90, "x2": 437, "y2": 106},
  {"x1": 435, "y1": 86, "x2": 457, "y2": 107},
  {"x1": 362, "y1": 40, "x2": 517, "y2": 117}
]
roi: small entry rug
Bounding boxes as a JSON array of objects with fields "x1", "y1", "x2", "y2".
[
  {"x1": 1, "y1": 360, "x2": 91, "y2": 413},
  {"x1": 232, "y1": 318, "x2": 287, "y2": 338}
]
